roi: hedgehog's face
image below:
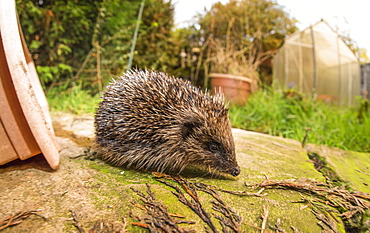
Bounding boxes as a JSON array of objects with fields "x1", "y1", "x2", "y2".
[
  {"x1": 203, "y1": 140, "x2": 240, "y2": 176},
  {"x1": 181, "y1": 116, "x2": 240, "y2": 176}
]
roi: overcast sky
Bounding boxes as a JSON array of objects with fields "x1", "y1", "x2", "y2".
[{"x1": 173, "y1": 0, "x2": 370, "y2": 55}]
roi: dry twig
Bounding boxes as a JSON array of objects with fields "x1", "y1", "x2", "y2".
[
  {"x1": 257, "y1": 179, "x2": 370, "y2": 231},
  {"x1": 156, "y1": 177, "x2": 219, "y2": 232},
  {"x1": 195, "y1": 182, "x2": 267, "y2": 197},
  {"x1": 155, "y1": 175, "x2": 248, "y2": 232},
  {"x1": 196, "y1": 183, "x2": 243, "y2": 232},
  {"x1": 268, "y1": 218, "x2": 287, "y2": 233},
  {"x1": 70, "y1": 209, "x2": 85, "y2": 233},
  {"x1": 131, "y1": 183, "x2": 195, "y2": 233},
  {"x1": 0, "y1": 210, "x2": 45, "y2": 231},
  {"x1": 311, "y1": 209, "x2": 338, "y2": 233},
  {"x1": 257, "y1": 179, "x2": 370, "y2": 210},
  {"x1": 88, "y1": 219, "x2": 128, "y2": 233},
  {"x1": 260, "y1": 205, "x2": 269, "y2": 233}
]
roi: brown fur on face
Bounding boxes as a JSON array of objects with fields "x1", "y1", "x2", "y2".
[{"x1": 95, "y1": 69, "x2": 240, "y2": 176}]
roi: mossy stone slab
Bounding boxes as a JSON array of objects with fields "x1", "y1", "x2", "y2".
[{"x1": 305, "y1": 144, "x2": 370, "y2": 194}]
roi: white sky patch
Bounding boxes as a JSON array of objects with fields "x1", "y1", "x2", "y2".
[
  {"x1": 174, "y1": 0, "x2": 370, "y2": 55},
  {"x1": 277, "y1": 0, "x2": 370, "y2": 53}
]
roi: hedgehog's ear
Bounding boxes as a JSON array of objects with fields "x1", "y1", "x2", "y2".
[{"x1": 182, "y1": 118, "x2": 202, "y2": 139}]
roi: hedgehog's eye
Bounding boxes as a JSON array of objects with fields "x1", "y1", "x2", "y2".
[{"x1": 209, "y1": 143, "x2": 219, "y2": 153}]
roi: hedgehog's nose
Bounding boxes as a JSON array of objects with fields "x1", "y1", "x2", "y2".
[{"x1": 230, "y1": 166, "x2": 240, "y2": 176}]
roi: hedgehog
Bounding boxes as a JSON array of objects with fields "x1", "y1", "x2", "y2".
[{"x1": 94, "y1": 69, "x2": 240, "y2": 176}]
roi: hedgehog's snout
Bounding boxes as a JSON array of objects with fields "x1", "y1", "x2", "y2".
[{"x1": 230, "y1": 166, "x2": 240, "y2": 176}]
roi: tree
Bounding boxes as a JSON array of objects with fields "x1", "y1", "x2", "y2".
[
  {"x1": 16, "y1": 0, "x2": 100, "y2": 88},
  {"x1": 182, "y1": 0, "x2": 298, "y2": 87},
  {"x1": 132, "y1": 0, "x2": 181, "y2": 76},
  {"x1": 16, "y1": 0, "x2": 140, "y2": 93}
]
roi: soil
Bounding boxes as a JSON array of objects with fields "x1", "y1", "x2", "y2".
[{"x1": 0, "y1": 137, "x2": 111, "y2": 232}]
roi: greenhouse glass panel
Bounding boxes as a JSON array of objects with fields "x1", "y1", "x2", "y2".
[{"x1": 273, "y1": 21, "x2": 360, "y2": 106}]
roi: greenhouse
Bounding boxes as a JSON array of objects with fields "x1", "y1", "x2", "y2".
[{"x1": 273, "y1": 21, "x2": 361, "y2": 106}]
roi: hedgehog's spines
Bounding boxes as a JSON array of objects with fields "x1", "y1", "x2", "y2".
[{"x1": 94, "y1": 69, "x2": 240, "y2": 176}]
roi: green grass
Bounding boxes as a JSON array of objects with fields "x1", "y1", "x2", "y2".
[
  {"x1": 46, "y1": 85, "x2": 369, "y2": 153},
  {"x1": 47, "y1": 85, "x2": 102, "y2": 114},
  {"x1": 229, "y1": 88, "x2": 370, "y2": 153}
]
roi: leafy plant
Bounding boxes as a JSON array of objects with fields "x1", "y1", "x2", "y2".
[
  {"x1": 17, "y1": 0, "x2": 184, "y2": 96},
  {"x1": 16, "y1": 0, "x2": 100, "y2": 88}
]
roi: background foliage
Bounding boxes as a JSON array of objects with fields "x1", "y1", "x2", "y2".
[
  {"x1": 17, "y1": 0, "x2": 100, "y2": 89},
  {"x1": 15, "y1": 0, "x2": 369, "y2": 153},
  {"x1": 178, "y1": 0, "x2": 298, "y2": 87},
  {"x1": 16, "y1": 0, "x2": 181, "y2": 94},
  {"x1": 17, "y1": 0, "x2": 299, "y2": 93}
]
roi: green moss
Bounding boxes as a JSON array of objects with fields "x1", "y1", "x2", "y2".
[
  {"x1": 329, "y1": 150, "x2": 370, "y2": 194},
  {"x1": 233, "y1": 129, "x2": 325, "y2": 183},
  {"x1": 67, "y1": 129, "x2": 358, "y2": 232},
  {"x1": 306, "y1": 144, "x2": 370, "y2": 194},
  {"x1": 308, "y1": 152, "x2": 349, "y2": 188},
  {"x1": 361, "y1": 210, "x2": 370, "y2": 232},
  {"x1": 74, "y1": 158, "x2": 328, "y2": 232}
]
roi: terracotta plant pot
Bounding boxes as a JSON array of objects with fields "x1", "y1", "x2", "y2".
[
  {"x1": 0, "y1": 0, "x2": 59, "y2": 169},
  {"x1": 210, "y1": 73, "x2": 253, "y2": 105}
]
